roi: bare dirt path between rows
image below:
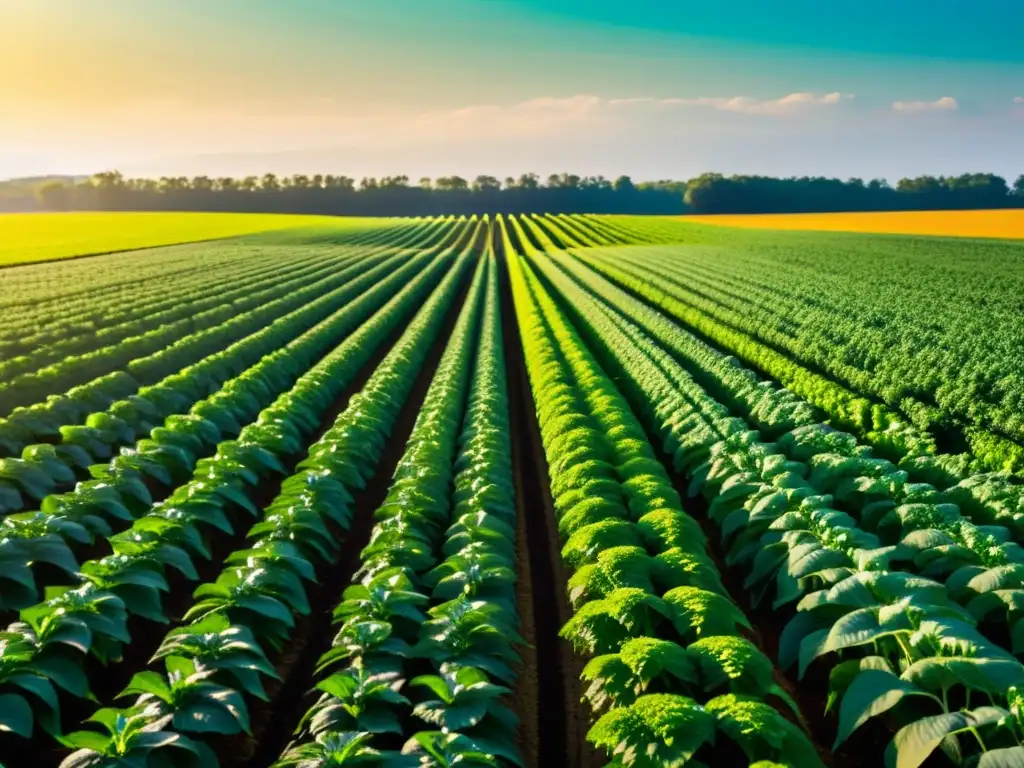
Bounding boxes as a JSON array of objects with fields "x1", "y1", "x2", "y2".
[{"x1": 498, "y1": 241, "x2": 602, "y2": 768}]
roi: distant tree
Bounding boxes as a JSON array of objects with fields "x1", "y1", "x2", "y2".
[
  {"x1": 546, "y1": 173, "x2": 581, "y2": 189},
  {"x1": 130, "y1": 178, "x2": 159, "y2": 193},
  {"x1": 91, "y1": 171, "x2": 125, "y2": 189},
  {"x1": 683, "y1": 173, "x2": 726, "y2": 211},
  {"x1": 613, "y1": 175, "x2": 636, "y2": 194},
  {"x1": 419, "y1": 177, "x2": 433, "y2": 190},
  {"x1": 37, "y1": 181, "x2": 73, "y2": 211},
  {"x1": 516, "y1": 173, "x2": 540, "y2": 190},
  {"x1": 324, "y1": 175, "x2": 355, "y2": 190},
  {"x1": 260, "y1": 174, "x2": 280, "y2": 192},
  {"x1": 580, "y1": 175, "x2": 611, "y2": 190},
  {"x1": 435, "y1": 176, "x2": 468, "y2": 191},
  {"x1": 472, "y1": 175, "x2": 501, "y2": 193},
  {"x1": 1014, "y1": 175, "x2": 1024, "y2": 197}
]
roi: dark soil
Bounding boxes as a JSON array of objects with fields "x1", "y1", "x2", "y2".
[{"x1": 498, "y1": 241, "x2": 602, "y2": 768}]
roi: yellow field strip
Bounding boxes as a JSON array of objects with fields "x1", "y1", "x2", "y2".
[{"x1": 684, "y1": 209, "x2": 1024, "y2": 239}]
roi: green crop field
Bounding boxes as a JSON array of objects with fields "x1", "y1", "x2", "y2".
[
  {"x1": 3, "y1": 213, "x2": 1024, "y2": 768},
  {"x1": 0, "y1": 212, "x2": 375, "y2": 267}
]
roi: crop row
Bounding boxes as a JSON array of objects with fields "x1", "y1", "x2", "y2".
[
  {"x1": 0, "y1": 246, "x2": 354, "y2": 383},
  {"x1": 0, "y1": 223, "x2": 483, "y2": 763},
  {"x1": 0, "y1": 220, "x2": 456, "y2": 420},
  {"x1": 528, "y1": 216, "x2": 1024, "y2": 527},
  {"x1": 48, "y1": 222, "x2": 481, "y2": 767},
  {"x1": 503, "y1": 216, "x2": 824, "y2": 768},
  {"x1": 569, "y1": 237, "x2": 1024, "y2": 476},
  {"x1": 276, "y1": 244, "x2": 526, "y2": 766},
  {"x1": 0, "y1": 214, "x2": 439, "y2": 380},
  {"x1": 0, "y1": 245, "x2": 446, "y2": 611},
  {"x1": 510, "y1": 215, "x2": 1024, "y2": 767}
]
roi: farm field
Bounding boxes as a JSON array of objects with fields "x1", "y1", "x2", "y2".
[
  {"x1": 0, "y1": 212, "x2": 375, "y2": 267},
  {"x1": 685, "y1": 208, "x2": 1024, "y2": 239},
  {"x1": 3, "y1": 213, "x2": 1024, "y2": 768}
]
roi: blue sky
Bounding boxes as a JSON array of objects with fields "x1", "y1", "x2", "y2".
[{"x1": 1, "y1": 0, "x2": 1021, "y2": 181}]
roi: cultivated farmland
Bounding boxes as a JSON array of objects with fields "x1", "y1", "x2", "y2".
[
  {"x1": 0, "y1": 212, "x2": 368, "y2": 267},
  {"x1": 3, "y1": 213, "x2": 1024, "y2": 768}
]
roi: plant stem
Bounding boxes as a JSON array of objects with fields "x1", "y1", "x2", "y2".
[{"x1": 968, "y1": 726, "x2": 987, "y2": 753}]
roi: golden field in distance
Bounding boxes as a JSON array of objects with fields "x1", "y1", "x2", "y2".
[{"x1": 684, "y1": 209, "x2": 1024, "y2": 239}]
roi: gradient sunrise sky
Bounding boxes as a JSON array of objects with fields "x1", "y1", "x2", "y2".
[{"x1": 2, "y1": 0, "x2": 1022, "y2": 181}]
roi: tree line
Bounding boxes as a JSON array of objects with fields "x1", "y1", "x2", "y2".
[
  {"x1": 8, "y1": 170, "x2": 1024, "y2": 216},
  {"x1": 683, "y1": 173, "x2": 1024, "y2": 214},
  {"x1": 29, "y1": 172, "x2": 683, "y2": 216}
]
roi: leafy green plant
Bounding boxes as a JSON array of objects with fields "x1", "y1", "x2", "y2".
[{"x1": 59, "y1": 704, "x2": 214, "y2": 768}]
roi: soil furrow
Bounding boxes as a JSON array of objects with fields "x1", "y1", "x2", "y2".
[{"x1": 498, "y1": 241, "x2": 600, "y2": 768}]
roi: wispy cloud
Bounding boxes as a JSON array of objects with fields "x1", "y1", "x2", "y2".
[
  {"x1": 892, "y1": 96, "x2": 958, "y2": 113},
  {"x1": 403, "y1": 92, "x2": 852, "y2": 142},
  {"x1": 1015, "y1": 96, "x2": 1024, "y2": 104},
  {"x1": 609, "y1": 92, "x2": 853, "y2": 115}
]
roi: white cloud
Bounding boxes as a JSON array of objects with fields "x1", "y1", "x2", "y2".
[
  {"x1": 892, "y1": 96, "x2": 958, "y2": 113},
  {"x1": 380, "y1": 92, "x2": 856, "y2": 144},
  {"x1": 608, "y1": 92, "x2": 853, "y2": 115},
  {"x1": 1015, "y1": 96, "x2": 1024, "y2": 104}
]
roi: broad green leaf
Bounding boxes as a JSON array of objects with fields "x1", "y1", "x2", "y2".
[
  {"x1": 0, "y1": 693, "x2": 33, "y2": 737},
  {"x1": 834, "y1": 670, "x2": 936, "y2": 748}
]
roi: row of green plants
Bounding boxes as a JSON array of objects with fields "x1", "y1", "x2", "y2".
[
  {"x1": 576, "y1": 254, "x2": 1023, "y2": 519},
  {"x1": 0, "y1": 247, "x2": 256, "y2": 353},
  {"x1": 576, "y1": 245, "x2": 1024, "y2": 475},
  {"x1": 0, "y1": 250, "x2": 359, "y2": 419},
  {"x1": 534, "y1": 239, "x2": 1024, "y2": 622},
  {"x1": 624, "y1": 236, "x2": 1024, "y2": 462},
  {"x1": 541, "y1": 213, "x2": 637, "y2": 248},
  {"x1": 521, "y1": 219, "x2": 1024, "y2": 554},
  {"x1": 0, "y1": 244, "x2": 360, "y2": 385},
  {"x1": 527, "y1": 214, "x2": 918, "y2": 453},
  {"x1": 0, "y1": 221, "x2": 471, "y2": 523},
  {"x1": 50, "y1": 230, "x2": 483, "y2": 767},
  {"x1": 554, "y1": 214, "x2": 686, "y2": 247},
  {"x1": 0, "y1": 218, "x2": 464, "y2": 463},
  {"x1": 0, "y1": 235, "x2": 477, "y2": 753},
  {"x1": 0, "y1": 218, "x2": 456, "y2": 420},
  {"x1": 0, "y1": 243, "x2": 369, "y2": 440},
  {"x1": 525, "y1": 221, "x2": 1024, "y2": 587},
  {"x1": 518, "y1": 232, "x2": 1024, "y2": 766},
  {"x1": 0, "y1": 246, "x2": 405, "y2": 507},
  {"x1": 579, "y1": 249, "x2": 934, "y2": 456},
  {"x1": 0, "y1": 216, "x2": 428, "y2": 360},
  {"x1": 0, "y1": 246, "x2": 446, "y2": 610},
  {"x1": 504, "y1": 216, "x2": 823, "y2": 768},
  {"x1": 276, "y1": 251, "x2": 523, "y2": 767},
  {"x1": 530, "y1": 222, "x2": 1024, "y2": 507}
]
